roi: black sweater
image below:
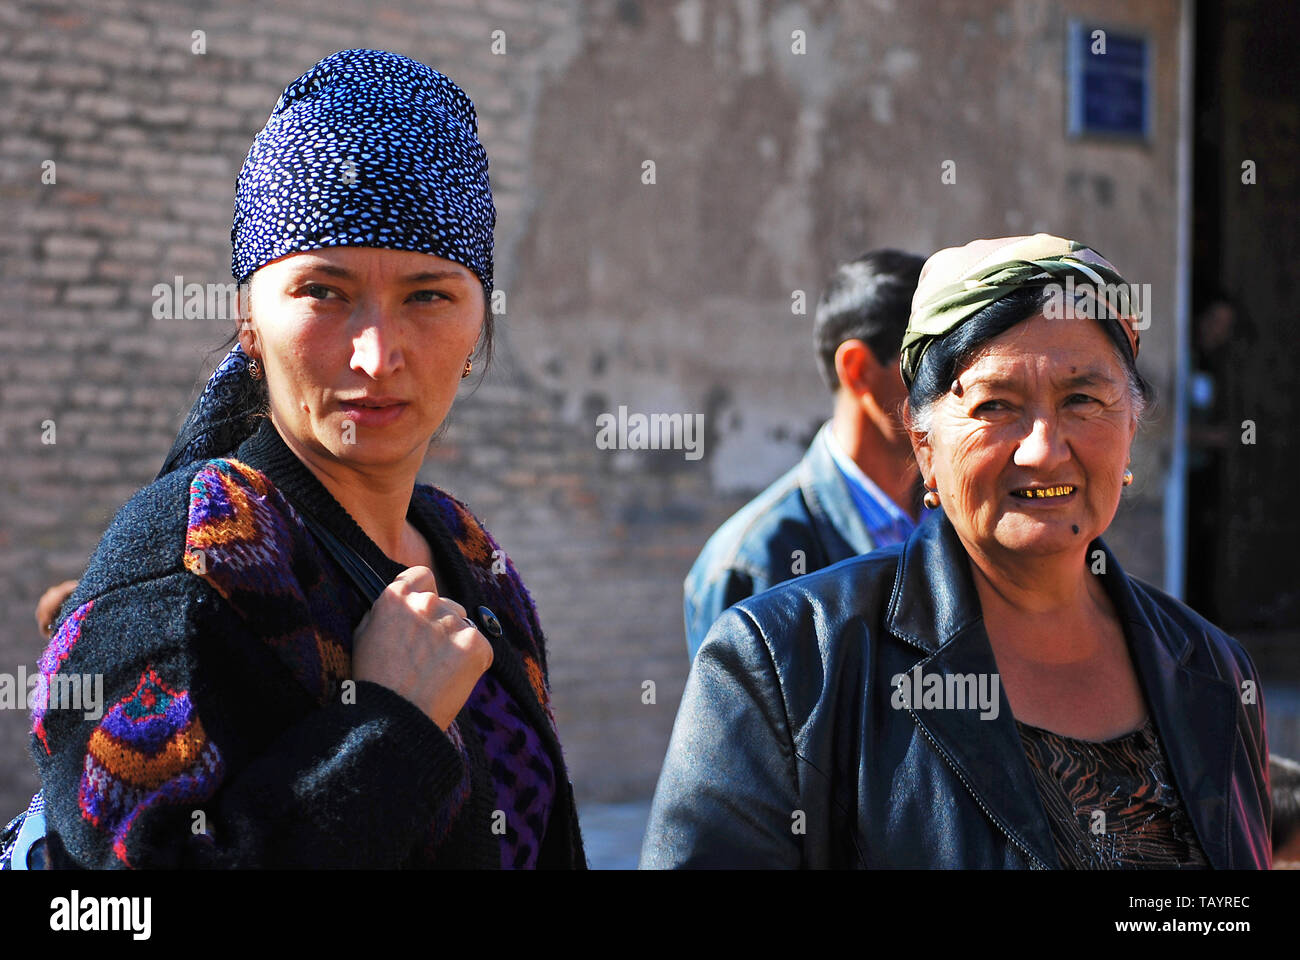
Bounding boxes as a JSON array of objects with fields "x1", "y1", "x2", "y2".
[{"x1": 31, "y1": 418, "x2": 586, "y2": 868}]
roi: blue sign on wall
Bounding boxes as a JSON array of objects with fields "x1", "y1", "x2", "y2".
[{"x1": 1067, "y1": 21, "x2": 1153, "y2": 141}]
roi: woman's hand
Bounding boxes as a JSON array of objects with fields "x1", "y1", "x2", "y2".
[{"x1": 351, "y1": 566, "x2": 494, "y2": 731}]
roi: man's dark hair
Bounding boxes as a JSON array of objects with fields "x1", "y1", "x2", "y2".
[{"x1": 814, "y1": 249, "x2": 925, "y2": 391}]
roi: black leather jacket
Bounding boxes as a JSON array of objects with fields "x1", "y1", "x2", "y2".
[{"x1": 641, "y1": 509, "x2": 1272, "y2": 868}]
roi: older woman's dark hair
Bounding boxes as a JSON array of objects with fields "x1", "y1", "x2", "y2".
[{"x1": 906, "y1": 286, "x2": 1153, "y2": 435}]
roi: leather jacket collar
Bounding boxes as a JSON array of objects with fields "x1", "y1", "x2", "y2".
[{"x1": 884, "y1": 510, "x2": 1247, "y2": 868}]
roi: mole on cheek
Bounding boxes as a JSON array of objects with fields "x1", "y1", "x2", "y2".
[{"x1": 1072, "y1": 524, "x2": 1079, "y2": 534}]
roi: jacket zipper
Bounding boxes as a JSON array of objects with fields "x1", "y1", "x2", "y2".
[{"x1": 904, "y1": 702, "x2": 1049, "y2": 869}]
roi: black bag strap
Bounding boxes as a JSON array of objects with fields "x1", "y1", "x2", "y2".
[{"x1": 286, "y1": 496, "x2": 389, "y2": 604}]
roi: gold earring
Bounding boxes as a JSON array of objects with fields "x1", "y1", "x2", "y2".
[
  {"x1": 247, "y1": 357, "x2": 263, "y2": 380},
  {"x1": 1122, "y1": 469, "x2": 1134, "y2": 487},
  {"x1": 923, "y1": 487, "x2": 940, "y2": 510},
  {"x1": 461, "y1": 358, "x2": 473, "y2": 379}
]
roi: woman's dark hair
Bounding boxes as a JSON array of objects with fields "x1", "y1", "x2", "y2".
[{"x1": 905, "y1": 285, "x2": 1153, "y2": 436}]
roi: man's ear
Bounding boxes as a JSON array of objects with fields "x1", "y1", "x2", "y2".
[{"x1": 834, "y1": 339, "x2": 878, "y2": 396}]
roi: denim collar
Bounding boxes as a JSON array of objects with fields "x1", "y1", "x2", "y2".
[
  {"x1": 821, "y1": 423, "x2": 916, "y2": 544},
  {"x1": 796, "y1": 423, "x2": 879, "y2": 561}
]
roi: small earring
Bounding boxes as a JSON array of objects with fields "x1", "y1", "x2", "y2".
[
  {"x1": 247, "y1": 357, "x2": 263, "y2": 380},
  {"x1": 1122, "y1": 469, "x2": 1134, "y2": 487},
  {"x1": 461, "y1": 358, "x2": 473, "y2": 380},
  {"x1": 923, "y1": 487, "x2": 941, "y2": 510}
]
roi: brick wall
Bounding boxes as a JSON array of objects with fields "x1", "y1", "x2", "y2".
[{"x1": 1, "y1": 0, "x2": 1186, "y2": 820}]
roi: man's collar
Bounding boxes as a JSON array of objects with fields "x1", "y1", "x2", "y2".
[
  {"x1": 821, "y1": 421, "x2": 914, "y2": 527},
  {"x1": 798, "y1": 422, "x2": 878, "y2": 558}
]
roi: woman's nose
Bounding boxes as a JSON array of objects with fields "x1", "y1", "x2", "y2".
[
  {"x1": 350, "y1": 306, "x2": 401, "y2": 378},
  {"x1": 1013, "y1": 413, "x2": 1069, "y2": 469}
]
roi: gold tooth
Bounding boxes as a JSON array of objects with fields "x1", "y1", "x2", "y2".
[{"x1": 1020, "y1": 485, "x2": 1074, "y2": 498}]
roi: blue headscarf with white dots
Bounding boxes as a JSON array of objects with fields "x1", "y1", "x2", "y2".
[
  {"x1": 232, "y1": 47, "x2": 495, "y2": 289},
  {"x1": 158, "y1": 49, "x2": 494, "y2": 478}
]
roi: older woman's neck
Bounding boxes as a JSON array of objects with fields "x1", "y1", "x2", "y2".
[
  {"x1": 966, "y1": 546, "x2": 1118, "y2": 665},
  {"x1": 965, "y1": 542, "x2": 1107, "y2": 624}
]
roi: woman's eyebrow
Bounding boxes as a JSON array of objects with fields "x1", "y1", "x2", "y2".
[
  {"x1": 288, "y1": 263, "x2": 468, "y2": 283},
  {"x1": 962, "y1": 372, "x2": 1024, "y2": 391},
  {"x1": 1058, "y1": 369, "x2": 1119, "y2": 389},
  {"x1": 962, "y1": 368, "x2": 1117, "y2": 391}
]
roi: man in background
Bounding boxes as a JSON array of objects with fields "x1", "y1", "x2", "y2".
[{"x1": 684, "y1": 249, "x2": 926, "y2": 659}]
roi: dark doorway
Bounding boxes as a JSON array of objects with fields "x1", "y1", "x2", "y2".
[{"x1": 1188, "y1": 0, "x2": 1300, "y2": 634}]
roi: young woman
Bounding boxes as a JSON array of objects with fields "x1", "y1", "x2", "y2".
[{"x1": 22, "y1": 48, "x2": 586, "y2": 869}]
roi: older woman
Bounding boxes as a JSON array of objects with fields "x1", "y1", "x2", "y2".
[
  {"x1": 9, "y1": 49, "x2": 585, "y2": 869},
  {"x1": 641, "y1": 234, "x2": 1271, "y2": 869}
]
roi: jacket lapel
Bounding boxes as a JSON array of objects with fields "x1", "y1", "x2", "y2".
[
  {"x1": 886, "y1": 511, "x2": 1059, "y2": 868},
  {"x1": 1092, "y1": 543, "x2": 1237, "y2": 868},
  {"x1": 799, "y1": 423, "x2": 877, "y2": 563},
  {"x1": 887, "y1": 510, "x2": 1241, "y2": 869}
]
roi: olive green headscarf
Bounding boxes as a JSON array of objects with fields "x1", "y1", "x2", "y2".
[{"x1": 899, "y1": 233, "x2": 1141, "y2": 388}]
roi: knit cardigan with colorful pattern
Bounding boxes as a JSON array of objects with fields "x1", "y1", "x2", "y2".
[{"x1": 30, "y1": 418, "x2": 587, "y2": 869}]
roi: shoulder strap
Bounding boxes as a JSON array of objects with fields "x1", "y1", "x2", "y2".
[{"x1": 286, "y1": 496, "x2": 388, "y2": 604}]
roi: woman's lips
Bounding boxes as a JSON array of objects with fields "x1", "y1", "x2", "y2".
[{"x1": 339, "y1": 400, "x2": 408, "y2": 427}]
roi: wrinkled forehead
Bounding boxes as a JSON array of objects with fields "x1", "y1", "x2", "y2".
[{"x1": 957, "y1": 313, "x2": 1129, "y2": 386}]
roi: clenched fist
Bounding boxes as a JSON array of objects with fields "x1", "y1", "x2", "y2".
[{"x1": 351, "y1": 566, "x2": 494, "y2": 731}]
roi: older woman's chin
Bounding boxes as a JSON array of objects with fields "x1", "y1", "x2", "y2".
[{"x1": 989, "y1": 514, "x2": 1104, "y2": 554}]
